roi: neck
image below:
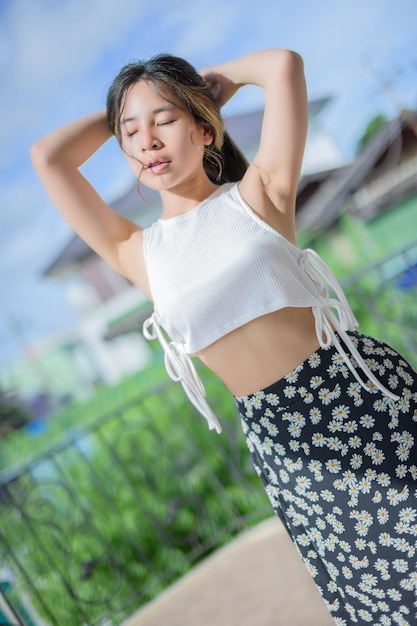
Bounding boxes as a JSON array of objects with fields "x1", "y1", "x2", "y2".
[{"x1": 159, "y1": 177, "x2": 220, "y2": 219}]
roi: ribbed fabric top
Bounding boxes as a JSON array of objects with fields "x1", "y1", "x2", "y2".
[
  {"x1": 142, "y1": 182, "x2": 399, "y2": 433},
  {"x1": 144, "y1": 183, "x2": 324, "y2": 353}
]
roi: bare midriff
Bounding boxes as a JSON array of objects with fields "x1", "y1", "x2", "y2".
[{"x1": 197, "y1": 307, "x2": 321, "y2": 397}]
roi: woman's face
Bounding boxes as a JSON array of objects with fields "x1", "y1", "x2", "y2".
[{"x1": 119, "y1": 80, "x2": 212, "y2": 191}]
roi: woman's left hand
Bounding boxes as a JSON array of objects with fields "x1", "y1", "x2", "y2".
[{"x1": 200, "y1": 67, "x2": 241, "y2": 107}]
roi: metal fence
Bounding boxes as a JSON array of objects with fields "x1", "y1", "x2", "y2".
[
  {"x1": 0, "y1": 380, "x2": 271, "y2": 626},
  {"x1": 1, "y1": 240, "x2": 417, "y2": 626}
]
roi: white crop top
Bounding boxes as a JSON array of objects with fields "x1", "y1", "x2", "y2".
[{"x1": 143, "y1": 182, "x2": 399, "y2": 433}]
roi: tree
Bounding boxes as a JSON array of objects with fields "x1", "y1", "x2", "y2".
[{"x1": 356, "y1": 113, "x2": 389, "y2": 153}]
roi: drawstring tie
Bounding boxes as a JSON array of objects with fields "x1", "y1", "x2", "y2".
[
  {"x1": 300, "y1": 249, "x2": 400, "y2": 402},
  {"x1": 143, "y1": 248, "x2": 400, "y2": 433},
  {"x1": 143, "y1": 313, "x2": 222, "y2": 433}
]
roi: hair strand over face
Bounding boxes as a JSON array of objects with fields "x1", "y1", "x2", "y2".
[{"x1": 106, "y1": 53, "x2": 248, "y2": 184}]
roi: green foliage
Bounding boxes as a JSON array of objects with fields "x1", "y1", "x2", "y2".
[
  {"x1": 2, "y1": 207, "x2": 417, "y2": 624},
  {"x1": 367, "y1": 193, "x2": 417, "y2": 253},
  {"x1": 0, "y1": 386, "x2": 31, "y2": 439},
  {"x1": 0, "y1": 372, "x2": 270, "y2": 626},
  {"x1": 0, "y1": 361, "x2": 169, "y2": 472},
  {"x1": 345, "y1": 279, "x2": 417, "y2": 365},
  {"x1": 356, "y1": 113, "x2": 389, "y2": 154},
  {"x1": 310, "y1": 209, "x2": 417, "y2": 365}
]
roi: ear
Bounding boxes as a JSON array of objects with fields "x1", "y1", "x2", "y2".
[{"x1": 201, "y1": 123, "x2": 214, "y2": 145}]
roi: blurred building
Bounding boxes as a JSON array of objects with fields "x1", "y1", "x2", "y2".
[{"x1": 296, "y1": 108, "x2": 417, "y2": 235}]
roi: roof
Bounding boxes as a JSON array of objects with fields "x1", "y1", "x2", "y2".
[
  {"x1": 296, "y1": 109, "x2": 417, "y2": 234},
  {"x1": 224, "y1": 97, "x2": 331, "y2": 149},
  {"x1": 43, "y1": 184, "x2": 157, "y2": 275}
]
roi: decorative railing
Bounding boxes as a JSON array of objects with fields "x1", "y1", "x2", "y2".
[
  {"x1": 0, "y1": 379, "x2": 271, "y2": 626},
  {"x1": 1, "y1": 239, "x2": 417, "y2": 626}
]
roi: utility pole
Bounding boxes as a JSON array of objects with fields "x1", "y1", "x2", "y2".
[{"x1": 367, "y1": 52, "x2": 417, "y2": 137}]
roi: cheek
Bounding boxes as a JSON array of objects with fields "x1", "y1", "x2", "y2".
[
  {"x1": 121, "y1": 146, "x2": 142, "y2": 172},
  {"x1": 182, "y1": 132, "x2": 204, "y2": 156}
]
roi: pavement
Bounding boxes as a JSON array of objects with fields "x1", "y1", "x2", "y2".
[{"x1": 123, "y1": 517, "x2": 335, "y2": 626}]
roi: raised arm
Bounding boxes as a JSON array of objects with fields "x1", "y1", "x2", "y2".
[
  {"x1": 201, "y1": 49, "x2": 308, "y2": 235},
  {"x1": 30, "y1": 111, "x2": 148, "y2": 291}
]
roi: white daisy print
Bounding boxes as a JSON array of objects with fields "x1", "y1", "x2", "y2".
[
  {"x1": 309, "y1": 407, "x2": 322, "y2": 424},
  {"x1": 360, "y1": 414, "x2": 375, "y2": 428},
  {"x1": 283, "y1": 385, "x2": 297, "y2": 398},
  {"x1": 235, "y1": 332, "x2": 417, "y2": 623},
  {"x1": 318, "y1": 387, "x2": 332, "y2": 405}
]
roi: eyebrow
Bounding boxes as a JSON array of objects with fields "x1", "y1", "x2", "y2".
[{"x1": 121, "y1": 105, "x2": 177, "y2": 126}]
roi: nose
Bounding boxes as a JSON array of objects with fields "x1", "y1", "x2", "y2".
[{"x1": 140, "y1": 129, "x2": 161, "y2": 152}]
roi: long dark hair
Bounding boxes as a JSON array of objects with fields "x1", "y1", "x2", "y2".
[{"x1": 106, "y1": 53, "x2": 248, "y2": 184}]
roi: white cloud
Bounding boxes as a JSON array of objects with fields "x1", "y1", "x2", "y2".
[
  {"x1": 0, "y1": 0, "x2": 149, "y2": 167},
  {"x1": 6, "y1": 0, "x2": 146, "y2": 89},
  {"x1": 157, "y1": 0, "x2": 246, "y2": 62}
]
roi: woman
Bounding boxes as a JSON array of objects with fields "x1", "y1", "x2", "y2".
[{"x1": 31, "y1": 49, "x2": 417, "y2": 624}]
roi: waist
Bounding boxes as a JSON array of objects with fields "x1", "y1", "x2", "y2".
[{"x1": 196, "y1": 308, "x2": 321, "y2": 396}]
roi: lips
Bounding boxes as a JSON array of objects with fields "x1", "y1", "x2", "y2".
[{"x1": 144, "y1": 159, "x2": 170, "y2": 170}]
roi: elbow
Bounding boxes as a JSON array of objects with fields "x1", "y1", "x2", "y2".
[
  {"x1": 276, "y1": 49, "x2": 304, "y2": 76},
  {"x1": 30, "y1": 140, "x2": 51, "y2": 173},
  {"x1": 30, "y1": 138, "x2": 66, "y2": 174},
  {"x1": 268, "y1": 49, "x2": 306, "y2": 102},
  {"x1": 30, "y1": 141, "x2": 42, "y2": 169}
]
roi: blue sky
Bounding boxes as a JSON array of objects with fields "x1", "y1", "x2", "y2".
[{"x1": 1, "y1": 0, "x2": 416, "y2": 372}]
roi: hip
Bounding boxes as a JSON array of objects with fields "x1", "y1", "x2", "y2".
[{"x1": 234, "y1": 330, "x2": 416, "y2": 416}]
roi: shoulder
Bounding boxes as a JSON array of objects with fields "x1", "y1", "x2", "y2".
[
  {"x1": 196, "y1": 182, "x2": 238, "y2": 216},
  {"x1": 208, "y1": 181, "x2": 236, "y2": 203}
]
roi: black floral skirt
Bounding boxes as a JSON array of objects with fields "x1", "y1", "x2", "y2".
[{"x1": 234, "y1": 331, "x2": 417, "y2": 625}]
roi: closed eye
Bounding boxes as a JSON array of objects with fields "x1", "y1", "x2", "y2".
[{"x1": 156, "y1": 120, "x2": 175, "y2": 127}]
